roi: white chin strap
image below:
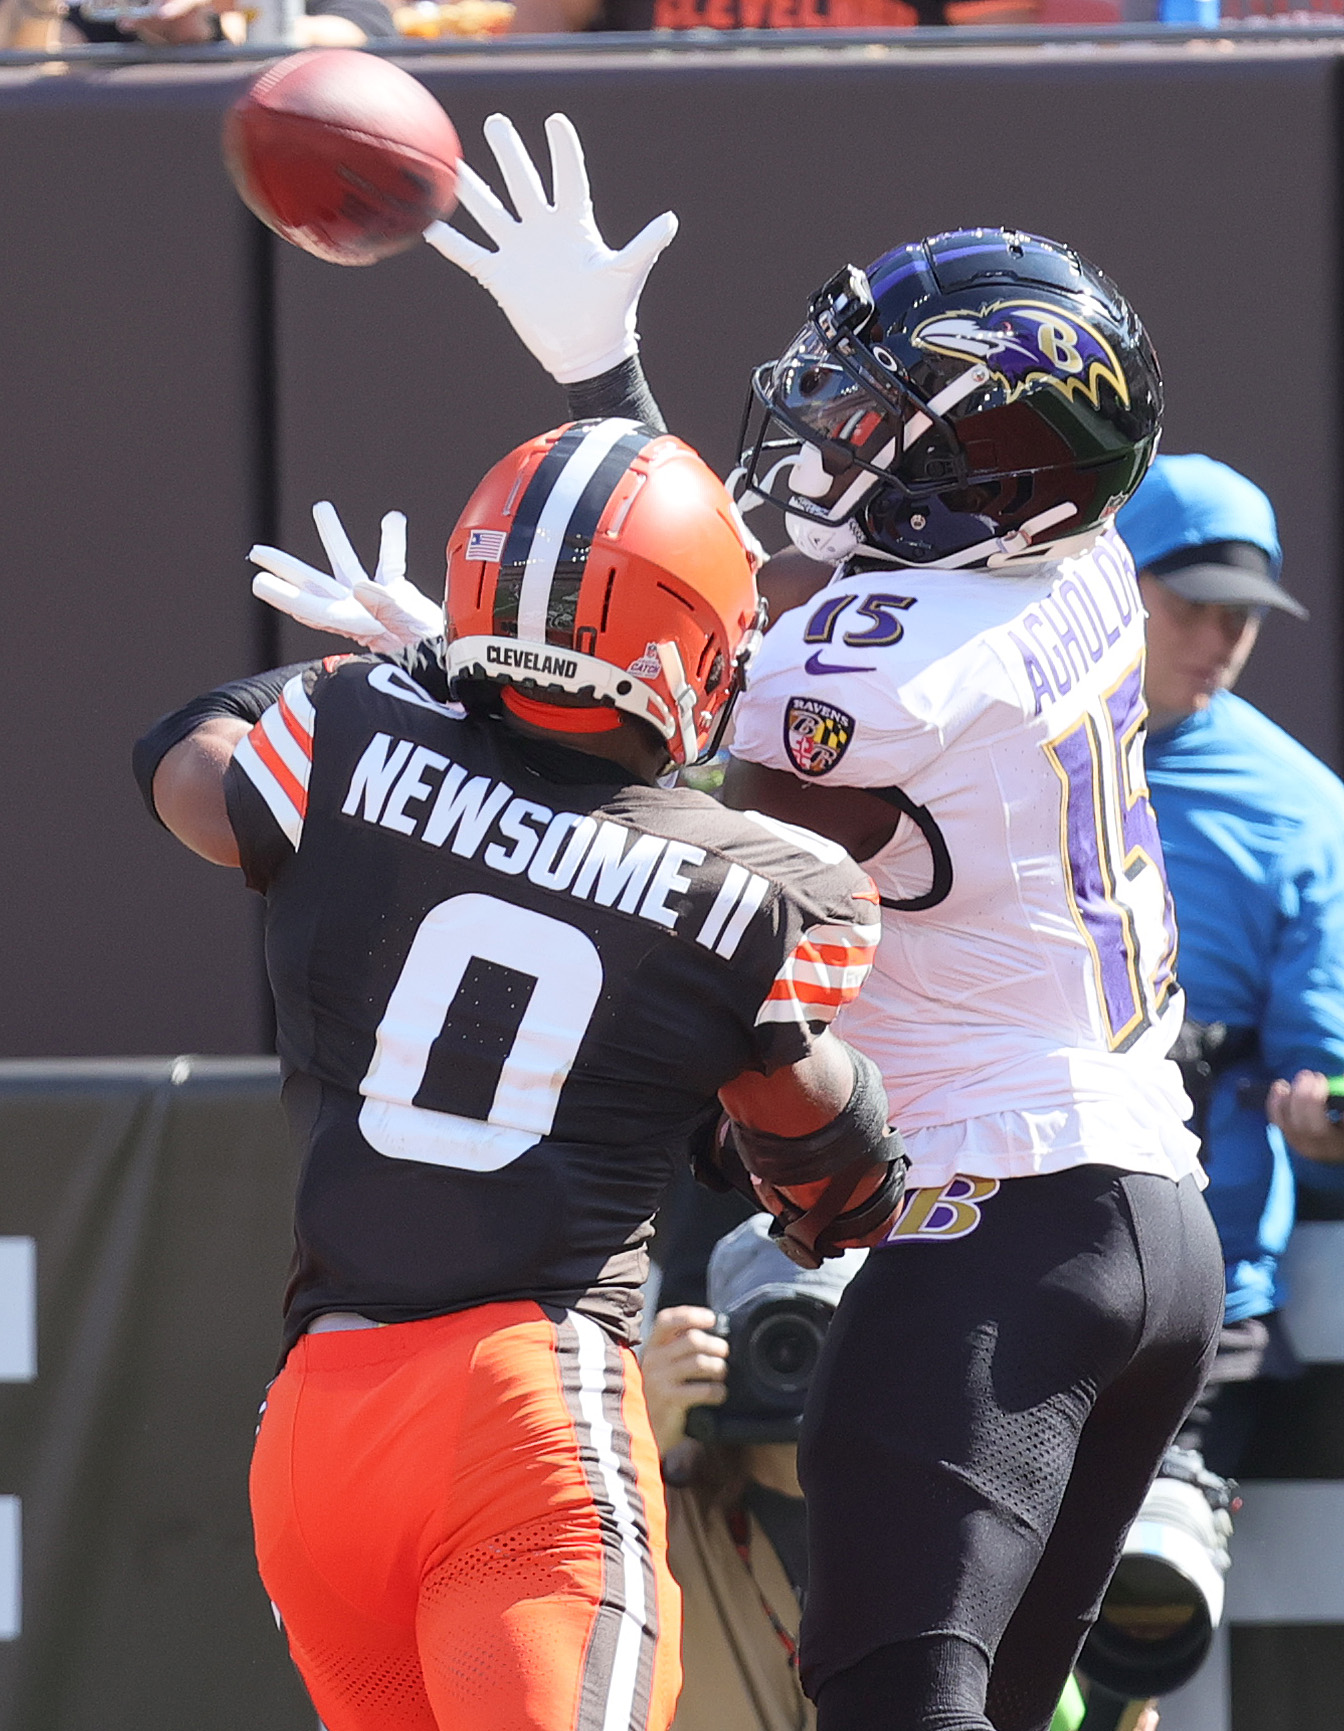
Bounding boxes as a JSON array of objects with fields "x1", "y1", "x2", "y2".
[
  {"x1": 783, "y1": 439, "x2": 888, "y2": 563},
  {"x1": 786, "y1": 513, "x2": 865, "y2": 564},
  {"x1": 657, "y1": 638, "x2": 701, "y2": 766},
  {"x1": 788, "y1": 443, "x2": 833, "y2": 500},
  {"x1": 938, "y1": 502, "x2": 1085, "y2": 570},
  {"x1": 790, "y1": 501, "x2": 1097, "y2": 573}
]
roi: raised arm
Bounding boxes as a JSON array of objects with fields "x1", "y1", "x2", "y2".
[
  {"x1": 133, "y1": 664, "x2": 309, "y2": 864},
  {"x1": 424, "y1": 114, "x2": 675, "y2": 427}
]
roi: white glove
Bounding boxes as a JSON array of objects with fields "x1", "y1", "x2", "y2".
[
  {"x1": 250, "y1": 502, "x2": 444, "y2": 655},
  {"x1": 424, "y1": 112, "x2": 678, "y2": 386}
]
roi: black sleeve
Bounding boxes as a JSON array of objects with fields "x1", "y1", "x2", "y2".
[
  {"x1": 132, "y1": 663, "x2": 311, "y2": 828},
  {"x1": 564, "y1": 357, "x2": 667, "y2": 435},
  {"x1": 390, "y1": 638, "x2": 451, "y2": 703},
  {"x1": 223, "y1": 761, "x2": 296, "y2": 895},
  {"x1": 306, "y1": 0, "x2": 398, "y2": 31}
]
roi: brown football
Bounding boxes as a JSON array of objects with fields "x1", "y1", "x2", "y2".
[{"x1": 223, "y1": 50, "x2": 460, "y2": 266}]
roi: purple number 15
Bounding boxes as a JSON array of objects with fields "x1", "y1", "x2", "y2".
[{"x1": 1044, "y1": 662, "x2": 1178, "y2": 1051}]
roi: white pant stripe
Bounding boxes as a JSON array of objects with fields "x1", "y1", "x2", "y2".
[{"x1": 571, "y1": 1313, "x2": 649, "y2": 1731}]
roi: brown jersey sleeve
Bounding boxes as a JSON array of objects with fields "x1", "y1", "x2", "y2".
[
  {"x1": 748, "y1": 873, "x2": 881, "y2": 1072},
  {"x1": 668, "y1": 801, "x2": 881, "y2": 1076}
]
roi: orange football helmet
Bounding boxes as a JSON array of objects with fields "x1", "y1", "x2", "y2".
[{"x1": 445, "y1": 419, "x2": 765, "y2": 766}]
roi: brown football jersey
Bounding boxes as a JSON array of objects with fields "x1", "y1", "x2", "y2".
[{"x1": 224, "y1": 656, "x2": 879, "y2": 1355}]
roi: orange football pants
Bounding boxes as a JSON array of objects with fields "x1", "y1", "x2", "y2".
[{"x1": 249, "y1": 1302, "x2": 681, "y2": 1731}]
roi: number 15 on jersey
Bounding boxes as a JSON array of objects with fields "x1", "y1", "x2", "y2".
[{"x1": 1045, "y1": 661, "x2": 1178, "y2": 1052}]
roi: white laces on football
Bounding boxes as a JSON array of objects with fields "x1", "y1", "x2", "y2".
[
  {"x1": 251, "y1": 502, "x2": 444, "y2": 654},
  {"x1": 424, "y1": 112, "x2": 678, "y2": 386}
]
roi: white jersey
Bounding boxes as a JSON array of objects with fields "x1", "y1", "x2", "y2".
[{"x1": 731, "y1": 531, "x2": 1200, "y2": 1190}]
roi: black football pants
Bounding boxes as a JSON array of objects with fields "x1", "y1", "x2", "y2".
[{"x1": 800, "y1": 1165, "x2": 1223, "y2": 1731}]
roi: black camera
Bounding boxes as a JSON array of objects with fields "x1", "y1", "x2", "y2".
[{"x1": 684, "y1": 1284, "x2": 839, "y2": 1446}]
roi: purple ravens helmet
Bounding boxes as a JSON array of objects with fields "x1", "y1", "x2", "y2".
[{"x1": 737, "y1": 228, "x2": 1163, "y2": 570}]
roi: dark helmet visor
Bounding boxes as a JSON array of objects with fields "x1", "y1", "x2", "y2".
[{"x1": 770, "y1": 328, "x2": 890, "y2": 453}]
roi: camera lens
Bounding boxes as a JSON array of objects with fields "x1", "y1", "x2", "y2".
[
  {"x1": 745, "y1": 1309, "x2": 827, "y2": 1400},
  {"x1": 1081, "y1": 1554, "x2": 1212, "y2": 1697}
]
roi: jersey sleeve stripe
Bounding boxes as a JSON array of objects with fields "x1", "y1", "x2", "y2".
[
  {"x1": 277, "y1": 688, "x2": 314, "y2": 760},
  {"x1": 784, "y1": 958, "x2": 873, "y2": 989},
  {"x1": 762, "y1": 997, "x2": 845, "y2": 1017},
  {"x1": 776, "y1": 958, "x2": 873, "y2": 992},
  {"x1": 281, "y1": 672, "x2": 317, "y2": 736},
  {"x1": 754, "y1": 908, "x2": 877, "y2": 1030},
  {"x1": 799, "y1": 928, "x2": 880, "y2": 960},
  {"x1": 251, "y1": 715, "x2": 309, "y2": 819},
  {"x1": 803, "y1": 943, "x2": 877, "y2": 967},
  {"x1": 256, "y1": 701, "x2": 313, "y2": 794},
  {"x1": 764, "y1": 973, "x2": 868, "y2": 1006},
  {"x1": 232, "y1": 733, "x2": 304, "y2": 850}
]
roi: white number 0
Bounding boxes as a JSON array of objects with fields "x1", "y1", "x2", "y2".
[{"x1": 358, "y1": 892, "x2": 604, "y2": 1172}]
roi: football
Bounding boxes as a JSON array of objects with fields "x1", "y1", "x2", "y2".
[{"x1": 223, "y1": 50, "x2": 460, "y2": 266}]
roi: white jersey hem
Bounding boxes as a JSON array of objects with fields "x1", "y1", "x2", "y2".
[{"x1": 900, "y1": 1127, "x2": 1206, "y2": 1192}]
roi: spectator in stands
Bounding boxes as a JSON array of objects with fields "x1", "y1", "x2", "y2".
[
  {"x1": 1116, "y1": 454, "x2": 1344, "y2": 1484},
  {"x1": 0, "y1": 0, "x2": 392, "y2": 48},
  {"x1": 0, "y1": 0, "x2": 57, "y2": 42},
  {"x1": 507, "y1": 0, "x2": 1036, "y2": 35}
]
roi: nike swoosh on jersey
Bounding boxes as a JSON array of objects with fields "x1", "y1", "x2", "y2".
[{"x1": 804, "y1": 651, "x2": 876, "y2": 676}]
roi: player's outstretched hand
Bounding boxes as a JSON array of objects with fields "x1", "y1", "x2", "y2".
[
  {"x1": 424, "y1": 112, "x2": 678, "y2": 385},
  {"x1": 251, "y1": 502, "x2": 443, "y2": 654}
]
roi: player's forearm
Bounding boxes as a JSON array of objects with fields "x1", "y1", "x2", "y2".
[
  {"x1": 718, "y1": 1040, "x2": 905, "y2": 1267},
  {"x1": 728, "y1": 1041, "x2": 889, "y2": 1186},
  {"x1": 563, "y1": 357, "x2": 667, "y2": 435},
  {"x1": 719, "y1": 1032, "x2": 854, "y2": 1137}
]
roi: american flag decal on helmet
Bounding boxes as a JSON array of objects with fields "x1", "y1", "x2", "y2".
[
  {"x1": 492, "y1": 419, "x2": 659, "y2": 647},
  {"x1": 466, "y1": 529, "x2": 507, "y2": 562}
]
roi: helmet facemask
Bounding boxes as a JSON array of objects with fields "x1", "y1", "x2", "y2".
[{"x1": 736, "y1": 264, "x2": 981, "y2": 563}]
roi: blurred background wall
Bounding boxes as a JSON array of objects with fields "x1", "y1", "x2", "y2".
[{"x1": 0, "y1": 45, "x2": 1338, "y2": 1056}]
